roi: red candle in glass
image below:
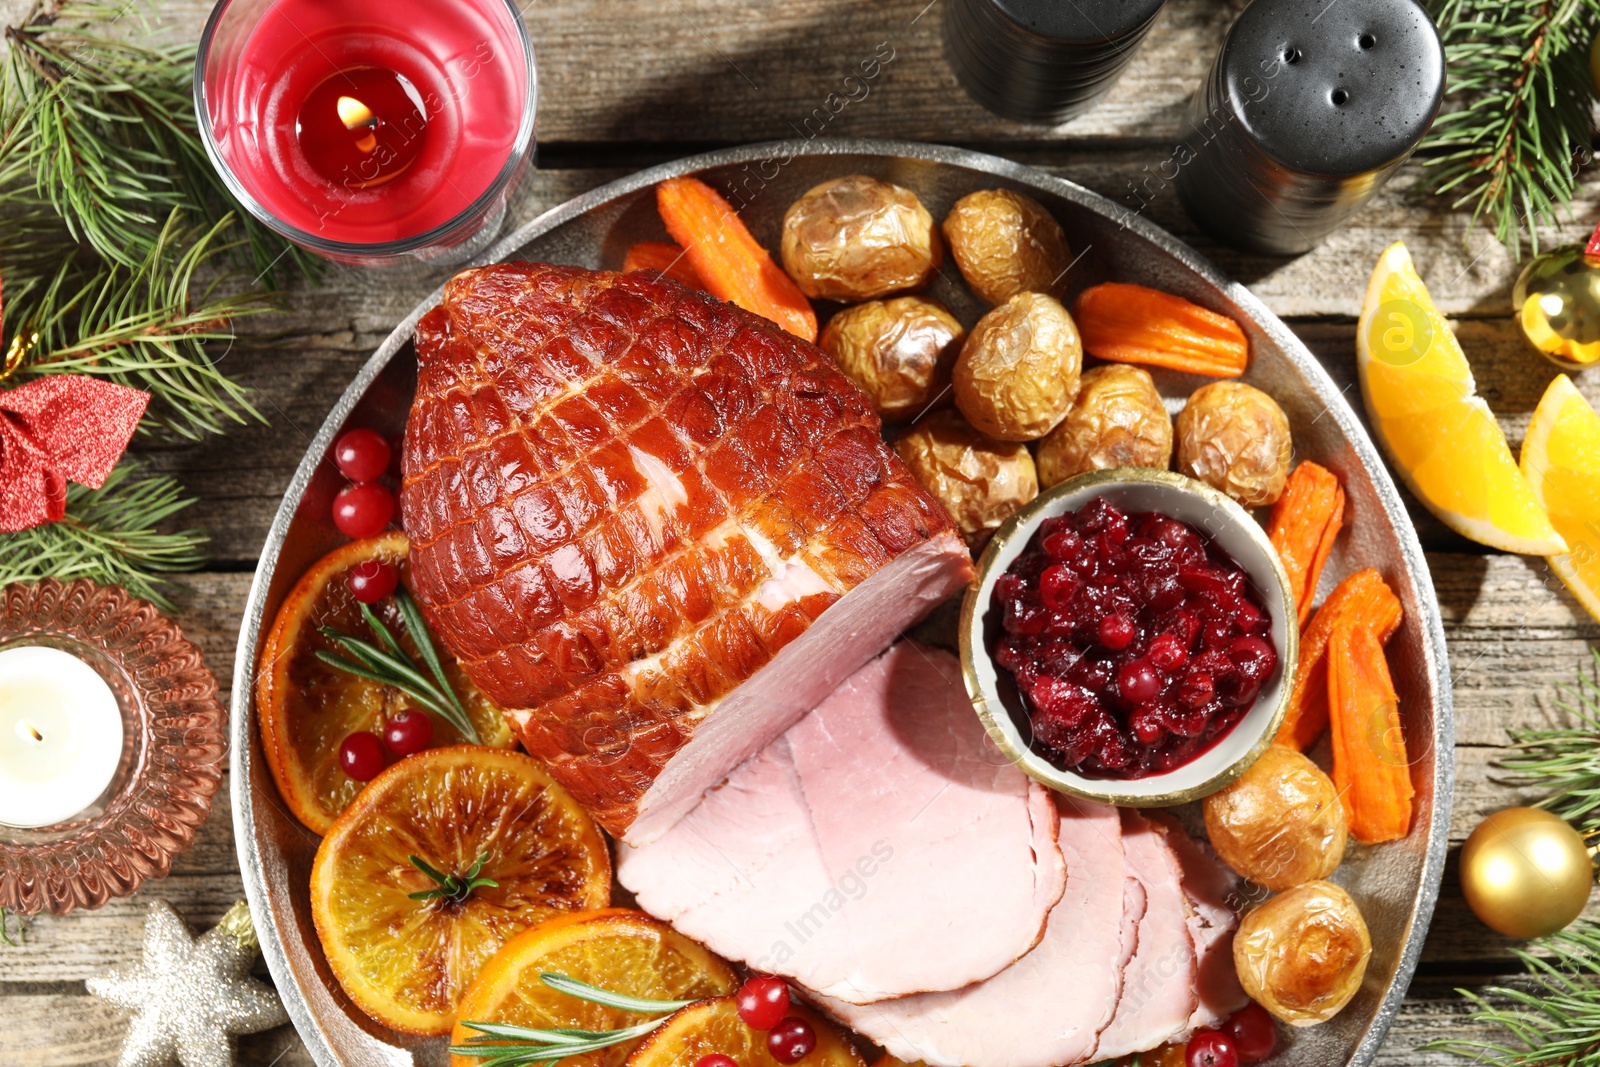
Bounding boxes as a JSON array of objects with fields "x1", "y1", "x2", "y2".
[{"x1": 196, "y1": 0, "x2": 535, "y2": 262}]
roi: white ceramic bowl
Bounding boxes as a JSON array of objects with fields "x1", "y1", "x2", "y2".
[{"x1": 958, "y1": 467, "x2": 1299, "y2": 806}]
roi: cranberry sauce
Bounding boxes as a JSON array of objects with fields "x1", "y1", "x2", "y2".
[{"x1": 991, "y1": 497, "x2": 1278, "y2": 779}]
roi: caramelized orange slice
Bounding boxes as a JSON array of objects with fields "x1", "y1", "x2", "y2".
[
  {"x1": 256, "y1": 531, "x2": 513, "y2": 834},
  {"x1": 310, "y1": 746, "x2": 612, "y2": 1035},
  {"x1": 451, "y1": 909, "x2": 737, "y2": 1067},
  {"x1": 626, "y1": 998, "x2": 863, "y2": 1067}
]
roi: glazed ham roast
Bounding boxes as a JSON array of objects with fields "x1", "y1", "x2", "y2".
[
  {"x1": 401, "y1": 259, "x2": 1243, "y2": 1067},
  {"x1": 401, "y1": 262, "x2": 973, "y2": 842}
]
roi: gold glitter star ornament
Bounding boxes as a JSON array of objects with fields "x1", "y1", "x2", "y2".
[{"x1": 87, "y1": 899, "x2": 288, "y2": 1067}]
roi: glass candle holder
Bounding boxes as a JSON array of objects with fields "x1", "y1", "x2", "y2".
[
  {"x1": 0, "y1": 580, "x2": 226, "y2": 916},
  {"x1": 194, "y1": 0, "x2": 536, "y2": 267}
]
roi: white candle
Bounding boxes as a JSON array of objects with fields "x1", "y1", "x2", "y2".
[{"x1": 0, "y1": 645, "x2": 124, "y2": 828}]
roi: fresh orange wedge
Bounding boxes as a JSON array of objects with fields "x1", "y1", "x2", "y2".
[
  {"x1": 1357, "y1": 241, "x2": 1566, "y2": 554},
  {"x1": 450, "y1": 909, "x2": 737, "y2": 1067},
  {"x1": 626, "y1": 998, "x2": 863, "y2": 1067},
  {"x1": 310, "y1": 746, "x2": 612, "y2": 1035},
  {"x1": 256, "y1": 531, "x2": 514, "y2": 834},
  {"x1": 1521, "y1": 374, "x2": 1600, "y2": 623}
]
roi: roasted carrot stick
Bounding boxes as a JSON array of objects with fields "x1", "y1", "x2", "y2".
[
  {"x1": 1327, "y1": 622, "x2": 1414, "y2": 843},
  {"x1": 622, "y1": 241, "x2": 708, "y2": 291},
  {"x1": 656, "y1": 177, "x2": 817, "y2": 342},
  {"x1": 1268, "y1": 462, "x2": 1347, "y2": 625},
  {"x1": 1074, "y1": 282, "x2": 1249, "y2": 377},
  {"x1": 1274, "y1": 568, "x2": 1402, "y2": 751}
]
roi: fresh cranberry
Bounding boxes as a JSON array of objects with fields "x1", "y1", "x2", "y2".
[
  {"x1": 1098, "y1": 613, "x2": 1135, "y2": 651},
  {"x1": 766, "y1": 1018, "x2": 816, "y2": 1064},
  {"x1": 348, "y1": 559, "x2": 399, "y2": 603},
  {"x1": 1186, "y1": 1028, "x2": 1239, "y2": 1067},
  {"x1": 333, "y1": 482, "x2": 394, "y2": 539},
  {"x1": 1117, "y1": 659, "x2": 1163, "y2": 704},
  {"x1": 1223, "y1": 1003, "x2": 1277, "y2": 1063},
  {"x1": 1148, "y1": 632, "x2": 1188, "y2": 671},
  {"x1": 338, "y1": 731, "x2": 387, "y2": 781},
  {"x1": 695, "y1": 1057, "x2": 738, "y2": 1067},
  {"x1": 736, "y1": 976, "x2": 790, "y2": 1030},
  {"x1": 383, "y1": 709, "x2": 434, "y2": 758},
  {"x1": 333, "y1": 428, "x2": 392, "y2": 482}
]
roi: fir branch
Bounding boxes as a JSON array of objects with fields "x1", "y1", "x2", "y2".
[
  {"x1": 0, "y1": 0, "x2": 320, "y2": 284},
  {"x1": 8, "y1": 210, "x2": 275, "y2": 440},
  {"x1": 1499, "y1": 648, "x2": 1600, "y2": 829},
  {"x1": 0, "y1": 460, "x2": 205, "y2": 609},
  {"x1": 1426, "y1": 918, "x2": 1600, "y2": 1065},
  {"x1": 1422, "y1": 0, "x2": 1600, "y2": 258}
]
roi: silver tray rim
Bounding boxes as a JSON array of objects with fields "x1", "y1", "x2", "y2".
[{"x1": 229, "y1": 137, "x2": 1455, "y2": 1067}]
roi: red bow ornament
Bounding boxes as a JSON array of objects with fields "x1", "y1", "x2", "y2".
[{"x1": 0, "y1": 376, "x2": 150, "y2": 533}]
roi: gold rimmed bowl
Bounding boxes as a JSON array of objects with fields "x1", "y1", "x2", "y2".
[{"x1": 958, "y1": 467, "x2": 1299, "y2": 807}]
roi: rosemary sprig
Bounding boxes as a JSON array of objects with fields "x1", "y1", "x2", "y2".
[
  {"x1": 450, "y1": 974, "x2": 702, "y2": 1067},
  {"x1": 0, "y1": 907, "x2": 20, "y2": 947},
  {"x1": 409, "y1": 853, "x2": 497, "y2": 903},
  {"x1": 315, "y1": 587, "x2": 482, "y2": 744}
]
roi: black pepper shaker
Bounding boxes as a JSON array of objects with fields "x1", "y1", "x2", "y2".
[
  {"x1": 942, "y1": 0, "x2": 1168, "y2": 125},
  {"x1": 1174, "y1": 0, "x2": 1444, "y2": 255}
]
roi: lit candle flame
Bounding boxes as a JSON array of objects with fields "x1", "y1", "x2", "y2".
[
  {"x1": 337, "y1": 95, "x2": 379, "y2": 154},
  {"x1": 15, "y1": 719, "x2": 43, "y2": 744}
]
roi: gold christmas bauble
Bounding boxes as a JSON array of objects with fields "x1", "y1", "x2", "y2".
[
  {"x1": 1460, "y1": 807, "x2": 1595, "y2": 939},
  {"x1": 1512, "y1": 245, "x2": 1600, "y2": 371}
]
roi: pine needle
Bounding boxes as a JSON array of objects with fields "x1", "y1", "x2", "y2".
[
  {"x1": 1499, "y1": 648, "x2": 1600, "y2": 830},
  {"x1": 1424, "y1": 650, "x2": 1600, "y2": 1065},
  {"x1": 8, "y1": 210, "x2": 276, "y2": 439},
  {"x1": 0, "y1": 461, "x2": 206, "y2": 609},
  {"x1": 1422, "y1": 0, "x2": 1600, "y2": 258}
]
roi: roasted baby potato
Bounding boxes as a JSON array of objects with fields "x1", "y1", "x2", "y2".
[
  {"x1": 1234, "y1": 880, "x2": 1371, "y2": 1026},
  {"x1": 894, "y1": 411, "x2": 1038, "y2": 550},
  {"x1": 942, "y1": 189, "x2": 1074, "y2": 306},
  {"x1": 1176, "y1": 381, "x2": 1292, "y2": 506},
  {"x1": 1036, "y1": 364, "x2": 1173, "y2": 487},
  {"x1": 953, "y1": 292, "x2": 1082, "y2": 441},
  {"x1": 1204, "y1": 746, "x2": 1347, "y2": 891},
  {"x1": 781, "y1": 175, "x2": 942, "y2": 301},
  {"x1": 821, "y1": 297, "x2": 964, "y2": 421}
]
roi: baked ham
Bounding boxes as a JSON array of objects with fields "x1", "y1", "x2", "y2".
[
  {"x1": 814, "y1": 796, "x2": 1127, "y2": 1066},
  {"x1": 617, "y1": 643, "x2": 1065, "y2": 1003},
  {"x1": 400, "y1": 263, "x2": 974, "y2": 841}
]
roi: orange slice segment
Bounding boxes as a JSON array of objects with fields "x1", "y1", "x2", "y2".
[
  {"x1": 256, "y1": 531, "x2": 514, "y2": 834},
  {"x1": 451, "y1": 909, "x2": 737, "y2": 1067},
  {"x1": 1357, "y1": 241, "x2": 1565, "y2": 554},
  {"x1": 1521, "y1": 373, "x2": 1600, "y2": 623},
  {"x1": 310, "y1": 746, "x2": 612, "y2": 1035},
  {"x1": 626, "y1": 998, "x2": 863, "y2": 1067}
]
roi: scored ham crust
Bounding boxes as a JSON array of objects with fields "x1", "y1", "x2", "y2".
[{"x1": 401, "y1": 262, "x2": 973, "y2": 840}]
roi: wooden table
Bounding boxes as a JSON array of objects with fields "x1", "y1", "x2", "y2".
[{"x1": 6, "y1": 0, "x2": 1599, "y2": 1062}]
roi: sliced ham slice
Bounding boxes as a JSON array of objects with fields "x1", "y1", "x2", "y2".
[
  {"x1": 809, "y1": 797, "x2": 1127, "y2": 1067},
  {"x1": 618, "y1": 642, "x2": 1064, "y2": 1004},
  {"x1": 1091, "y1": 811, "x2": 1199, "y2": 1061},
  {"x1": 1149, "y1": 813, "x2": 1249, "y2": 1029}
]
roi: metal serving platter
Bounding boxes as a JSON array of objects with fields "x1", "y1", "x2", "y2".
[{"x1": 231, "y1": 139, "x2": 1453, "y2": 1067}]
